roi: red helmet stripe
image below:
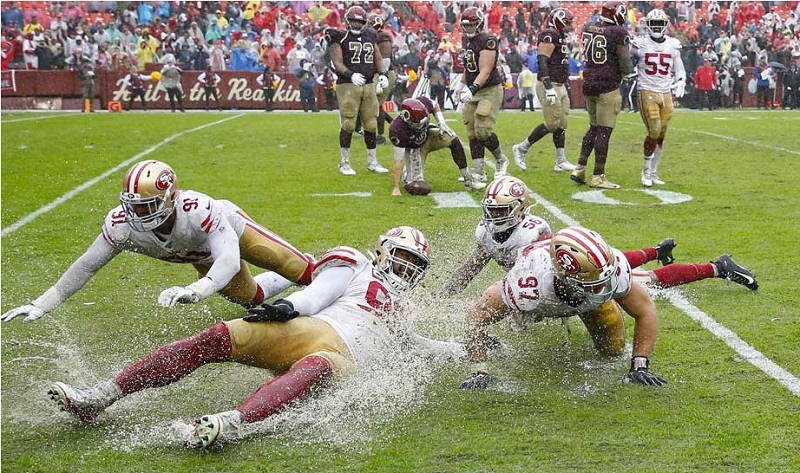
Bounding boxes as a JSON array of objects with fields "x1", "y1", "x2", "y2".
[
  {"x1": 485, "y1": 177, "x2": 507, "y2": 198},
  {"x1": 124, "y1": 160, "x2": 157, "y2": 194},
  {"x1": 561, "y1": 227, "x2": 611, "y2": 269}
]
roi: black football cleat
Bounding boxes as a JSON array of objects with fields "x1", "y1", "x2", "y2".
[
  {"x1": 655, "y1": 238, "x2": 676, "y2": 265},
  {"x1": 713, "y1": 254, "x2": 759, "y2": 290}
]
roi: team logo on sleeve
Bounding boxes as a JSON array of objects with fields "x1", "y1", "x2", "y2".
[
  {"x1": 156, "y1": 170, "x2": 175, "y2": 190},
  {"x1": 555, "y1": 250, "x2": 580, "y2": 274}
]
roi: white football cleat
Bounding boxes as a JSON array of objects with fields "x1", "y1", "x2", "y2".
[
  {"x1": 641, "y1": 168, "x2": 653, "y2": 187},
  {"x1": 651, "y1": 172, "x2": 665, "y2": 185},
  {"x1": 512, "y1": 144, "x2": 527, "y2": 171},
  {"x1": 186, "y1": 410, "x2": 242, "y2": 448},
  {"x1": 553, "y1": 158, "x2": 577, "y2": 172},
  {"x1": 495, "y1": 154, "x2": 509, "y2": 178},
  {"x1": 464, "y1": 178, "x2": 487, "y2": 191},
  {"x1": 367, "y1": 161, "x2": 389, "y2": 173},
  {"x1": 338, "y1": 161, "x2": 356, "y2": 175},
  {"x1": 48, "y1": 381, "x2": 111, "y2": 424}
]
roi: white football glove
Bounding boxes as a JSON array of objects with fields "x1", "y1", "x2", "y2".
[
  {"x1": 351, "y1": 72, "x2": 366, "y2": 86},
  {"x1": 672, "y1": 79, "x2": 686, "y2": 98},
  {"x1": 439, "y1": 123, "x2": 456, "y2": 137},
  {"x1": 545, "y1": 87, "x2": 558, "y2": 105},
  {"x1": 158, "y1": 286, "x2": 200, "y2": 308},
  {"x1": 375, "y1": 74, "x2": 389, "y2": 94},
  {"x1": 459, "y1": 88, "x2": 473, "y2": 103},
  {"x1": 1, "y1": 304, "x2": 46, "y2": 323}
]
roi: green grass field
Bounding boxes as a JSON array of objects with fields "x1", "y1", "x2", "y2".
[{"x1": 2, "y1": 108, "x2": 799, "y2": 473}]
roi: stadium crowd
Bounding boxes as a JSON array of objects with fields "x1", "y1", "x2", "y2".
[{"x1": 2, "y1": 1, "x2": 799, "y2": 109}]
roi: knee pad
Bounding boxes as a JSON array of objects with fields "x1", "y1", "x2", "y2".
[{"x1": 307, "y1": 350, "x2": 355, "y2": 381}]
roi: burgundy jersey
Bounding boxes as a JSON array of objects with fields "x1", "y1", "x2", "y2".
[
  {"x1": 389, "y1": 97, "x2": 435, "y2": 149},
  {"x1": 461, "y1": 32, "x2": 503, "y2": 87},
  {"x1": 325, "y1": 28, "x2": 379, "y2": 84},
  {"x1": 580, "y1": 21, "x2": 630, "y2": 95},
  {"x1": 537, "y1": 27, "x2": 570, "y2": 84}
]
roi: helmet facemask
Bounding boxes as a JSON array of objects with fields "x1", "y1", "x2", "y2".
[
  {"x1": 374, "y1": 227, "x2": 431, "y2": 292},
  {"x1": 120, "y1": 185, "x2": 175, "y2": 232},
  {"x1": 550, "y1": 226, "x2": 618, "y2": 306},
  {"x1": 646, "y1": 17, "x2": 669, "y2": 39},
  {"x1": 481, "y1": 199, "x2": 524, "y2": 234}
]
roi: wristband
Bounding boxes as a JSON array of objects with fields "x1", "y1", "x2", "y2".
[
  {"x1": 341, "y1": 69, "x2": 353, "y2": 80},
  {"x1": 631, "y1": 356, "x2": 649, "y2": 371},
  {"x1": 468, "y1": 83, "x2": 481, "y2": 95}
]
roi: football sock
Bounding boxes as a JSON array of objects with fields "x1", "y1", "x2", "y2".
[
  {"x1": 364, "y1": 130, "x2": 376, "y2": 149},
  {"x1": 553, "y1": 127, "x2": 565, "y2": 149},
  {"x1": 115, "y1": 323, "x2": 232, "y2": 395},
  {"x1": 527, "y1": 123, "x2": 550, "y2": 146},
  {"x1": 484, "y1": 133, "x2": 500, "y2": 154},
  {"x1": 650, "y1": 263, "x2": 716, "y2": 289},
  {"x1": 449, "y1": 140, "x2": 468, "y2": 169},
  {"x1": 238, "y1": 355, "x2": 333, "y2": 423},
  {"x1": 339, "y1": 128, "x2": 352, "y2": 148},
  {"x1": 592, "y1": 126, "x2": 613, "y2": 175},
  {"x1": 644, "y1": 135, "x2": 658, "y2": 157},
  {"x1": 578, "y1": 126, "x2": 596, "y2": 166},
  {"x1": 623, "y1": 247, "x2": 657, "y2": 268},
  {"x1": 469, "y1": 137, "x2": 486, "y2": 161}
]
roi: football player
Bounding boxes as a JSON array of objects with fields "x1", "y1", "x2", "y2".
[
  {"x1": 454, "y1": 7, "x2": 509, "y2": 183},
  {"x1": 571, "y1": 1, "x2": 632, "y2": 189},
  {"x1": 46, "y1": 226, "x2": 452, "y2": 448},
  {"x1": 2, "y1": 160, "x2": 315, "y2": 324},
  {"x1": 368, "y1": 13, "x2": 395, "y2": 145},
  {"x1": 438, "y1": 176, "x2": 759, "y2": 297},
  {"x1": 390, "y1": 97, "x2": 486, "y2": 196},
  {"x1": 632, "y1": 8, "x2": 686, "y2": 187},
  {"x1": 511, "y1": 8, "x2": 578, "y2": 173},
  {"x1": 326, "y1": 6, "x2": 390, "y2": 175},
  {"x1": 460, "y1": 226, "x2": 669, "y2": 389}
]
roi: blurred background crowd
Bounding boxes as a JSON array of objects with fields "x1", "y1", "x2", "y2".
[{"x1": 3, "y1": 1, "x2": 799, "y2": 108}]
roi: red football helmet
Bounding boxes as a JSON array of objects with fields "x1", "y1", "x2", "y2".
[
  {"x1": 460, "y1": 7, "x2": 485, "y2": 38},
  {"x1": 400, "y1": 98, "x2": 430, "y2": 131},
  {"x1": 548, "y1": 8, "x2": 575, "y2": 32},
  {"x1": 367, "y1": 13, "x2": 384, "y2": 30},
  {"x1": 600, "y1": 1, "x2": 628, "y2": 26},
  {"x1": 345, "y1": 6, "x2": 368, "y2": 34}
]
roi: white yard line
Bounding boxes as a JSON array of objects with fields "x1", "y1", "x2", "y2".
[
  {"x1": 1, "y1": 113, "x2": 84, "y2": 123},
  {"x1": 1, "y1": 114, "x2": 245, "y2": 238},
  {"x1": 529, "y1": 190, "x2": 800, "y2": 397}
]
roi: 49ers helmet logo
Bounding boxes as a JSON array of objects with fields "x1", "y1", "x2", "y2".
[
  {"x1": 509, "y1": 181, "x2": 526, "y2": 197},
  {"x1": 156, "y1": 170, "x2": 175, "y2": 190},
  {"x1": 385, "y1": 227, "x2": 404, "y2": 237},
  {"x1": 555, "y1": 249, "x2": 580, "y2": 274}
]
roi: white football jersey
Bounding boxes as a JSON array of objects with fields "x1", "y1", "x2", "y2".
[
  {"x1": 310, "y1": 246, "x2": 406, "y2": 367},
  {"x1": 474, "y1": 214, "x2": 552, "y2": 270},
  {"x1": 101, "y1": 190, "x2": 248, "y2": 265},
  {"x1": 501, "y1": 245, "x2": 633, "y2": 331},
  {"x1": 632, "y1": 35, "x2": 683, "y2": 93}
]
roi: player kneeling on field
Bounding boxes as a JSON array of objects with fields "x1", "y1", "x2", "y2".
[
  {"x1": 47, "y1": 227, "x2": 458, "y2": 448},
  {"x1": 391, "y1": 97, "x2": 486, "y2": 196}
]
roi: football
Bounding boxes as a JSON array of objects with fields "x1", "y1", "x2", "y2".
[{"x1": 404, "y1": 180, "x2": 432, "y2": 196}]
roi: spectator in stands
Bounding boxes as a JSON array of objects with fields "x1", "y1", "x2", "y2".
[
  {"x1": 94, "y1": 23, "x2": 111, "y2": 46},
  {"x1": 138, "y1": 2, "x2": 155, "y2": 27},
  {"x1": 136, "y1": 39, "x2": 156, "y2": 68},
  {"x1": 214, "y1": 10, "x2": 229, "y2": 38},
  {"x1": 209, "y1": 39, "x2": 227, "y2": 71},
  {"x1": 188, "y1": 21, "x2": 205, "y2": 44},
  {"x1": 515, "y1": 7, "x2": 527, "y2": 36},
  {"x1": 2, "y1": 2, "x2": 24, "y2": 29},
  {"x1": 1, "y1": 33, "x2": 14, "y2": 70},
  {"x1": 22, "y1": 32, "x2": 37, "y2": 69},
  {"x1": 230, "y1": 39, "x2": 257, "y2": 71},
  {"x1": 693, "y1": 58, "x2": 718, "y2": 110},
  {"x1": 110, "y1": 45, "x2": 132, "y2": 71},
  {"x1": 50, "y1": 11, "x2": 68, "y2": 44},
  {"x1": 261, "y1": 41, "x2": 281, "y2": 72},
  {"x1": 505, "y1": 45, "x2": 523, "y2": 73},
  {"x1": 93, "y1": 42, "x2": 111, "y2": 70},
  {"x1": 287, "y1": 40, "x2": 310, "y2": 74},
  {"x1": 23, "y1": 15, "x2": 45, "y2": 36}
]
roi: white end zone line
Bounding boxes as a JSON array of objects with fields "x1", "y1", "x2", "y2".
[
  {"x1": 1, "y1": 112, "x2": 84, "y2": 124},
  {"x1": 1, "y1": 114, "x2": 245, "y2": 238},
  {"x1": 529, "y1": 190, "x2": 800, "y2": 396}
]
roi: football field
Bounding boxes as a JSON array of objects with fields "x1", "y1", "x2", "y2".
[{"x1": 2, "y1": 108, "x2": 799, "y2": 472}]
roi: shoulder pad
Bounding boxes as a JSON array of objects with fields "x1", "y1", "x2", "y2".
[
  {"x1": 325, "y1": 28, "x2": 345, "y2": 44},
  {"x1": 312, "y1": 246, "x2": 365, "y2": 277},
  {"x1": 101, "y1": 206, "x2": 131, "y2": 247}
]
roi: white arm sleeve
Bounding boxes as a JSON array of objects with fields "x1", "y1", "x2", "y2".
[
  {"x1": 285, "y1": 265, "x2": 353, "y2": 315},
  {"x1": 202, "y1": 215, "x2": 242, "y2": 290},
  {"x1": 35, "y1": 234, "x2": 120, "y2": 312}
]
